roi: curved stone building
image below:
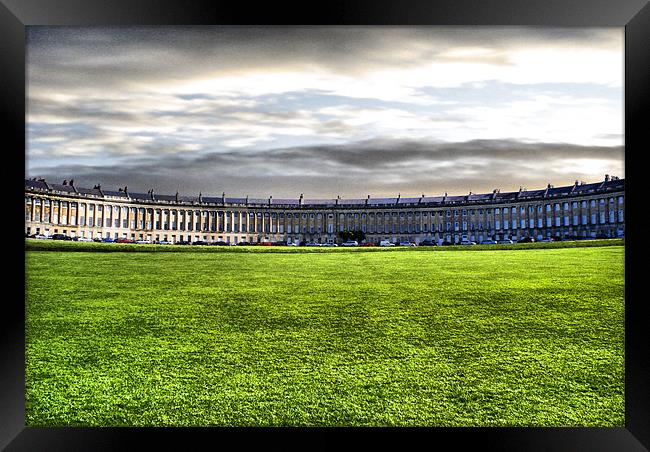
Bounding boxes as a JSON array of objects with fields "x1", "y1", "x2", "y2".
[{"x1": 25, "y1": 176, "x2": 624, "y2": 245}]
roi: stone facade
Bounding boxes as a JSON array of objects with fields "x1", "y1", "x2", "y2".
[{"x1": 24, "y1": 176, "x2": 625, "y2": 244}]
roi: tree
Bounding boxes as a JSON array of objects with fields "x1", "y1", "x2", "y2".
[{"x1": 337, "y1": 230, "x2": 366, "y2": 242}]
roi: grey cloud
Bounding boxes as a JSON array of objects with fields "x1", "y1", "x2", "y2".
[
  {"x1": 28, "y1": 139, "x2": 624, "y2": 198},
  {"x1": 27, "y1": 26, "x2": 621, "y2": 90}
]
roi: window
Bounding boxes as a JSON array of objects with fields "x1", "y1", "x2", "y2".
[
  {"x1": 618, "y1": 196, "x2": 624, "y2": 204},
  {"x1": 582, "y1": 201, "x2": 587, "y2": 208},
  {"x1": 572, "y1": 202, "x2": 578, "y2": 209}
]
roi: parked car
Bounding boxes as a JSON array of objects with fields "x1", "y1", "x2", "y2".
[
  {"x1": 286, "y1": 242, "x2": 298, "y2": 247},
  {"x1": 480, "y1": 239, "x2": 497, "y2": 245},
  {"x1": 177, "y1": 240, "x2": 192, "y2": 245},
  {"x1": 361, "y1": 242, "x2": 376, "y2": 246},
  {"x1": 259, "y1": 242, "x2": 273, "y2": 246},
  {"x1": 461, "y1": 241, "x2": 477, "y2": 245},
  {"x1": 518, "y1": 237, "x2": 535, "y2": 243},
  {"x1": 418, "y1": 239, "x2": 436, "y2": 246},
  {"x1": 272, "y1": 241, "x2": 287, "y2": 246},
  {"x1": 135, "y1": 239, "x2": 152, "y2": 244},
  {"x1": 51, "y1": 233, "x2": 72, "y2": 241},
  {"x1": 76, "y1": 237, "x2": 93, "y2": 242},
  {"x1": 498, "y1": 239, "x2": 514, "y2": 244},
  {"x1": 399, "y1": 242, "x2": 416, "y2": 247},
  {"x1": 342, "y1": 240, "x2": 358, "y2": 247},
  {"x1": 379, "y1": 240, "x2": 395, "y2": 247},
  {"x1": 539, "y1": 238, "x2": 553, "y2": 242},
  {"x1": 322, "y1": 242, "x2": 338, "y2": 247},
  {"x1": 237, "y1": 241, "x2": 252, "y2": 246},
  {"x1": 192, "y1": 240, "x2": 209, "y2": 245},
  {"x1": 93, "y1": 237, "x2": 103, "y2": 243},
  {"x1": 102, "y1": 237, "x2": 115, "y2": 243},
  {"x1": 115, "y1": 238, "x2": 135, "y2": 243},
  {"x1": 305, "y1": 242, "x2": 322, "y2": 247},
  {"x1": 33, "y1": 234, "x2": 49, "y2": 240},
  {"x1": 158, "y1": 240, "x2": 172, "y2": 245}
]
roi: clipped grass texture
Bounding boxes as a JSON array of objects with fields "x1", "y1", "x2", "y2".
[{"x1": 25, "y1": 246, "x2": 624, "y2": 426}]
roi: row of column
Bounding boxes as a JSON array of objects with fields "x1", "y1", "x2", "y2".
[{"x1": 25, "y1": 196, "x2": 624, "y2": 235}]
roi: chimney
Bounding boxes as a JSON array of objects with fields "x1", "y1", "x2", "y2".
[
  {"x1": 198, "y1": 192, "x2": 202, "y2": 203},
  {"x1": 365, "y1": 194, "x2": 370, "y2": 205},
  {"x1": 299, "y1": 193, "x2": 303, "y2": 206},
  {"x1": 124, "y1": 186, "x2": 128, "y2": 197},
  {"x1": 222, "y1": 192, "x2": 226, "y2": 204},
  {"x1": 175, "y1": 191, "x2": 179, "y2": 202},
  {"x1": 396, "y1": 193, "x2": 401, "y2": 205},
  {"x1": 269, "y1": 195, "x2": 272, "y2": 206},
  {"x1": 150, "y1": 189, "x2": 155, "y2": 200},
  {"x1": 245, "y1": 195, "x2": 249, "y2": 206},
  {"x1": 605, "y1": 174, "x2": 610, "y2": 182},
  {"x1": 62, "y1": 179, "x2": 68, "y2": 185}
]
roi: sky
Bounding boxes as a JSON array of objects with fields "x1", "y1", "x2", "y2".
[{"x1": 26, "y1": 26, "x2": 624, "y2": 198}]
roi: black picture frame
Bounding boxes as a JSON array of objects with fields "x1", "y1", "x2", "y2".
[{"x1": 2, "y1": 0, "x2": 648, "y2": 449}]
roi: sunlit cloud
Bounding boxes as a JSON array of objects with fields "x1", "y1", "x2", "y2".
[{"x1": 26, "y1": 26, "x2": 624, "y2": 196}]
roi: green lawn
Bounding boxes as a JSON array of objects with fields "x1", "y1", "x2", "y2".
[{"x1": 25, "y1": 245, "x2": 625, "y2": 426}]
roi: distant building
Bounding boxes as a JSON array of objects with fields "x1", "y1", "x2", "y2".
[{"x1": 24, "y1": 175, "x2": 624, "y2": 244}]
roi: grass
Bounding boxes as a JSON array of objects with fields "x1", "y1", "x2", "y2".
[
  {"x1": 25, "y1": 237, "x2": 624, "y2": 253},
  {"x1": 25, "y1": 245, "x2": 624, "y2": 426}
]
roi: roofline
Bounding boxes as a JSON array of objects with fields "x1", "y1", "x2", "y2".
[{"x1": 25, "y1": 177, "x2": 625, "y2": 209}]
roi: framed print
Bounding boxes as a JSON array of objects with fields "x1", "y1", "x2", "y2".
[{"x1": 2, "y1": 0, "x2": 648, "y2": 449}]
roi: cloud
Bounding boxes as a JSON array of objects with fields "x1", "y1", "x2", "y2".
[
  {"x1": 28, "y1": 139, "x2": 624, "y2": 198},
  {"x1": 26, "y1": 26, "x2": 624, "y2": 195}
]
